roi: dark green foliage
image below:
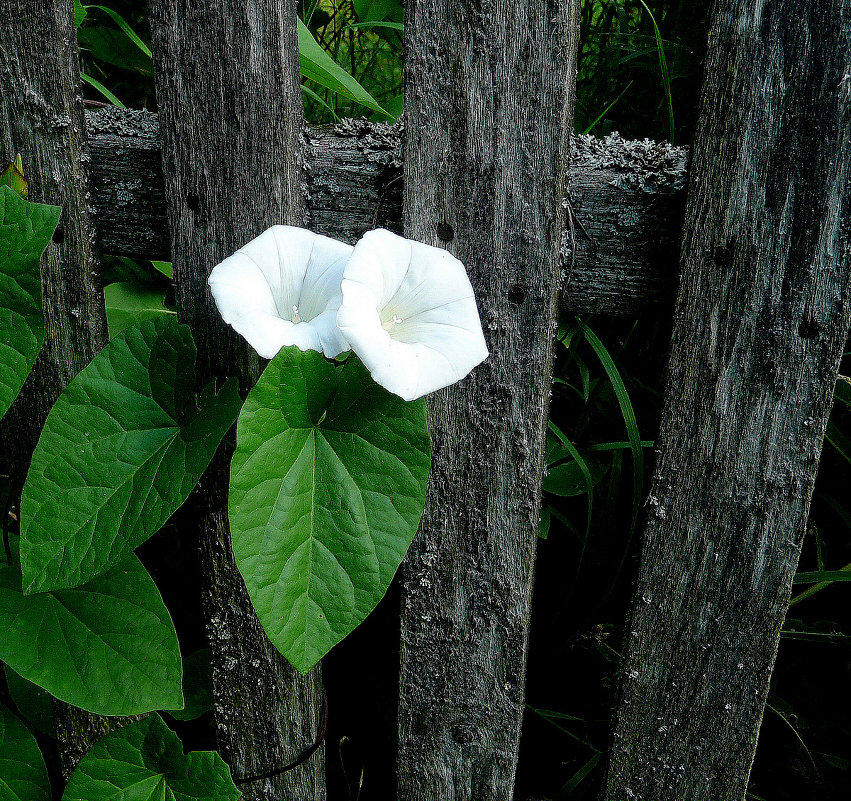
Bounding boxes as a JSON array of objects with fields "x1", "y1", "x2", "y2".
[
  {"x1": 20, "y1": 317, "x2": 242, "y2": 594},
  {"x1": 0, "y1": 187, "x2": 58, "y2": 421},
  {"x1": 575, "y1": 0, "x2": 710, "y2": 142},
  {"x1": 0, "y1": 542, "x2": 183, "y2": 716},
  {"x1": 61, "y1": 714, "x2": 239, "y2": 801},
  {"x1": 300, "y1": 0, "x2": 404, "y2": 123},
  {"x1": 0, "y1": 704, "x2": 50, "y2": 801}
]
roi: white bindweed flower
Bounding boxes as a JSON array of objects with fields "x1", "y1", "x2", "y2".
[
  {"x1": 208, "y1": 225, "x2": 351, "y2": 359},
  {"x1": 336, "y1": 229, "x2": 489, "y2": 401}
]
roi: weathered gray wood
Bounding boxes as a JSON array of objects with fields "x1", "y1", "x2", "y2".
[
  {"x1": 0, "y1": 0, "x2": 132, "y2": 777},
  {"x1": 603, "y1": 3, "x2": 851, "y2": 800},
  {"x1": 398, "y1": 2, "x2": 581, "y2": 799},
  {"x1": 84, "y1": 107, "x2": 687, "y2": 317},
  {"x1": 148, "y1": 3, "x2": 324, "y2": 800}
]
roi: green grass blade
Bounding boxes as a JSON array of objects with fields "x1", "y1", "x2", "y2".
[
  {"x1": 588, "y1": 440, "x2": 654, "y2": 452},
  {"x1": 636, "y1": 0, "x2": 674, "y2": 143},
  {"x1": 526, "y1": 705, "x2": 597, "y2": 751},
  {"x1": 344, "y1": 21, "x2": 404, "y2": 32},
  {"x1": 825, "y1": 420, "x2": 851, "y2": 465},
  {"x1": 580, "y1": 322, "x2": 644, "y2": 537},
  {"x1": 81, "y1": 73, "x2": 125, "y2": 107},
  {"x1": 85, "y1": 5, "x2": 153, "y2": 58},
  {"x1": 555, "y1": 752, "x2": 602, "y2": 799},
  {"x1": 789, "y1": 563, "x2": 851, "y2": 606},
  {"x1": 548, "y1": 420, "x2": 594, "y2": 556},
  {"x1": 583, "y1": 80, "x2": 634, "y2": 135},
  {"x1": 301, "y1": 84, "x2": 340, "y2": 121},
  {"x1": 793, "y1": 569, "x2": 851, "y2": 584},
  {"x1": 766, "y1": 700, "x2": 820, "y2": 778}
]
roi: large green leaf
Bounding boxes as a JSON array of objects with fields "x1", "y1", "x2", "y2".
[
  {"x1": 297, "y1": 20, "x2": 391, "y2": 119},
  {"x1": 0, "y1": 704, "x2": 50, "y2": 801},
  {"x1": 73, "y1": 0, "x2": 87, "y2": 27},
  {"x1": 0, "y1": 186, "x2": 58, "y2": 420},
  {"x1": 104, "y1": 281, "x2": 175, "y2": 339},
  {"x1": 62, "y1": 714, "x2": 239, "y2": 801},
  {"x1": 0, "y1": 546, "x2": 182, "y2": 716},
  {"x1": 20, "y1": 316, "x2": 241, "y2": 594},
  {"x1": 230, "y1": 348, "x2": 430, "y2": 673}
]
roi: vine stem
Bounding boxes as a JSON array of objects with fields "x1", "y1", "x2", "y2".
[{"x1": 234, "y1": 686, "x2": 328, "y2": 785}]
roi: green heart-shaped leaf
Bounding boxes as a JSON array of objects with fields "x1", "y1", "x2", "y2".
[
  {"x1": 20, "y1": 316, "x2": 242, "y2": 593},
  {"x1": 62, "y1": 714, "x2": 239, "y2": 801},
  {"x1": 0, "y1": 541, "x2": 183, "y2": 715},
  {"x1": 229, "y1": 348, "x2": 430, "y2": 673},
  {"x1": 0, "y1": 545, "x2": 182, "y2": 716},
  {"x1": 0, "y1": 703, "x2": 50, "y2": 801},
  {"x1": 0, "y1": 185, "x2": 58, "y2": 420}
]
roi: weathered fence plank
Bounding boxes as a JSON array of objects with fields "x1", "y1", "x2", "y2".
[
  {"x1": 0, "y1": 0, "x2": 132, "y2": 775},
  {"x1": 603, "y1": 2, "x2": 851, "y2": 799},
  {"x1": 148, "y1": 4, "x2": 324, "y2": 800},
  {"x1": 84, "y1": 108, "x2": 687, "y2": 316},
  {"x1": 397, "y1": 2, "x2": 581, "y2": 799}
]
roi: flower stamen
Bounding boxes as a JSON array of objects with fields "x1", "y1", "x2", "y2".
[{"x1": 382, "y1": 314, "x2": 403, "y2": 332}]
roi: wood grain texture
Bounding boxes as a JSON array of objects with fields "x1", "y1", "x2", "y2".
[
  {"x1": 0, "y1": 0, "x2": 107, "y2": 458},
  {"x1": 84, "y1": 108, "x2": 687, "y2": 316},
  {"x1": 603, "y1": 2, "x2": 851, "y2": 799},
  {"x1": 0, "y1": 0, "x2": 132, "y2": 776},
  {"x1": 147, "y1": 3, "x2": 324, "y2": 799},
  {"x1": 398, "y1": 2, "x2": 581, "y2": 799}
]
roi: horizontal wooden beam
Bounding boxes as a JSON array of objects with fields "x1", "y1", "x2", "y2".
[{"x1": 86, "y1": 107, "x2": 687, "y2": 316}]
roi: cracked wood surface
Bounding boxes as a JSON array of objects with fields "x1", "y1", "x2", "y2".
[
  {"x1": 148, "y1": 3, "x2": 324, "y2": 799},
  {"x1": 397, "y1": 1, "x2": 581, "y2": 798},
  {"x1": 602, "y1": 2, "x2": 851, "y2": 799}
]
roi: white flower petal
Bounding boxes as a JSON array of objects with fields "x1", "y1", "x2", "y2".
[
  {"x1": 208, "y1": 225, "x2": 352, "y2": 359},
  {"x1": 337, "y1": 229, "x2": 489, "y2": 401}
]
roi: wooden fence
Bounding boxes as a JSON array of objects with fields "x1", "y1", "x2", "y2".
[{"x1": 1, "y1": 1, "x2": 849, "y2": 800}]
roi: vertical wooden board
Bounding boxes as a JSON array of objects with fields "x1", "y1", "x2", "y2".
[
  {"x1": 147, "y1": 3, "x2": 324, "y2": 799},
  {"x1": 603, "y1": 2, "x2": 851, "y2": 800},
  {"x1": 0, "y1": 0, "x2": 107, "y2": 453},
  {"x1": 0, "y1": 0, "x2": 133, "y2": 775},
  {"x1": 399, "y1": 1, "x2": 581, "y2": 799}
]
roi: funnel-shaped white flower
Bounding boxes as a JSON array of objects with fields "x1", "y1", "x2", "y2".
[
  {"x1": 336, "y1": 229, "x2": 489, "y2": 401},
  {"x1": 208, "y1": 225, "x2": 351, "y2": 359}
]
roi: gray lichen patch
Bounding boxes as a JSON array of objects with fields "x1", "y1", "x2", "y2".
[
  {"x1": 86, "y1": 107, "x2": 160, "y2": 147},
  {"x1": 572, "y1": 132, "x2": 689, "y2": 194}
]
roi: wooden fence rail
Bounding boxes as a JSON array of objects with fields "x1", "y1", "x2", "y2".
[{"x1": 85, "y1": 108, "x2": 687, "y2": 316}]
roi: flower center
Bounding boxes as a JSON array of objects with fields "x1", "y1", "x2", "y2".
[
  {"x1": 291, "y1": 305, "x2": 302, "y2": 324},
  {"x1": 382, "y1": 314, "x2": 403, "y2": 332}
]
